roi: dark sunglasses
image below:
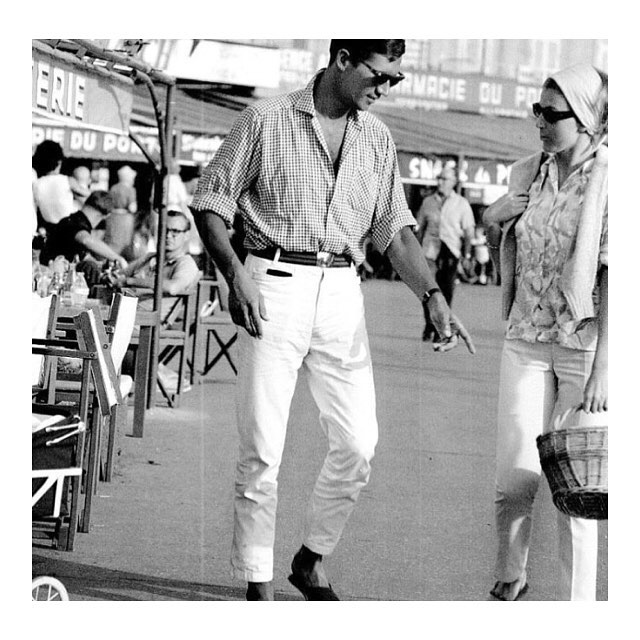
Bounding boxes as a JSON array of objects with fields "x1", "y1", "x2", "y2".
[
  {"x1": 359, "y1": 60, "x2": 405, "y2": 88},
  {"x1": 166, "y1": 228, "x2": 188, "y2": 235},
  {"x1": 532, "y1": 102, "x2": 575, "y2": 124}
]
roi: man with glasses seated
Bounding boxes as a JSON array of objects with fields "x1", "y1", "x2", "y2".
[
  {"x1": 123, "y1": 210, "x2": 201, "y2": 315},
  {"x1": 191, "y1": 39, "x2": 475, "y2": 601}
]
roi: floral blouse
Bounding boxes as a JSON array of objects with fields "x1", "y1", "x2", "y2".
[{"x1": 506, "y1": 154, "x2": 607, "y2": 351}]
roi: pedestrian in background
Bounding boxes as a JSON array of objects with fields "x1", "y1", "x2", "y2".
[
  {"x1": 32, "y1": 140, "x2": 75, "y2": 232},
  {"x1": 483, "y1": 63, "x2": 608, "y2": 601},
  {"x1": 191, "y1": 39, "x2": 475, "y2": 601},
  {"x1": 69, "y1": 165, "x2": 92, "y2": 210},
  {"x1": 415, "y1": 166, "x2": 475, "y2": 341},
  {"x1": 105, "y1": 164, "x2": 138, "y2": 257}
]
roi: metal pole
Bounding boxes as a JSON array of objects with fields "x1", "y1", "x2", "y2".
[{"x1": 147, "y1": 83, "x2": 175, "y2": 408}]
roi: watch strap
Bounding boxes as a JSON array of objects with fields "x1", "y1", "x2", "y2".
[{"x1": 422, "y1": 287, "x2": 442, "y2": 304}]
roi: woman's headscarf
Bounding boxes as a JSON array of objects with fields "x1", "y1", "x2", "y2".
[{"x1": 549, "y1": 63, "x2": 605, "y2": 138}]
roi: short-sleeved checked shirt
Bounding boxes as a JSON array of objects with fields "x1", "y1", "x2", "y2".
[{"x1": 190, "y1": 71, "x2": 415, "y2": 266}]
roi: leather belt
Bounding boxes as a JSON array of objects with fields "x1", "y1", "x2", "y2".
[{"x1": 250, "y1": 247, "x2": 352, "y2": 268}]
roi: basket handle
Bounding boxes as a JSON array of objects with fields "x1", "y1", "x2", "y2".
[{"x1": 553, "y1": 405, "x2": 584, "y2": 432}]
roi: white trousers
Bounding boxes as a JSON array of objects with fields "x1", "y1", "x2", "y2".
[
  {"x1": 495, "y1": 339, "x2": 604, "y2": 600},
  {"x1": 231, "y1": 255, "x2": 378, "y2": 582}
]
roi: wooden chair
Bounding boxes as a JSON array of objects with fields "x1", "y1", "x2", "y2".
[
  {"x1": 190, "y1": 278, "x2": 238, "y2": 384},
  {"x1": 149, "y1": 291, "x2": 197, "y2": 408},
  {"x1": 32, "y1": 409, "x2": 86, "y2": 552},
  {"x1": 31, "y1": 293, "x2": 60, "y2": 403},
  {"x1": 51, "y1": 294, "x2": 137, "y2": 483},
  {"x1": 32, "y1": 309, "x2": 117, "y2": 547}
]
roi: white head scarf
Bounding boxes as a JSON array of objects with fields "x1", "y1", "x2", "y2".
[{"x1": 549, "y1": 63, "x2": 605, "y2": 137}]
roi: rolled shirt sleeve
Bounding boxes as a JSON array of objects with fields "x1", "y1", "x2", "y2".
[
  {"x1": 369, "y1": 134, "x2": 415, "y2": 254},
  {"x1": 190, "y1": 106, "x2": 262, "y2": 227}
]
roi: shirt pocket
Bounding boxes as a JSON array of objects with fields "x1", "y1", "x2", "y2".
[{"x1": 348, "y1": 169, "x2": 379, "y2": 215}]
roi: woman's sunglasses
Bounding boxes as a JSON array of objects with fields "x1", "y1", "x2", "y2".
[{"x1": 532, "y1": 102, "x2": 575, "y2": 124}]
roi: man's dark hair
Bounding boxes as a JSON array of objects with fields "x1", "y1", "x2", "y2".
[
  {"x1": 167, "y1": 209, "x2": 191, "y2": 231},
  {"x1": 32, "y1": 140, "x2": 65, "y2": 177},
  {"x1": 84, "y1": 190, "x2": 114, "y2": 216},
  {"x1": 329, "y1": 40, "x2": 406, "y2": 65}
]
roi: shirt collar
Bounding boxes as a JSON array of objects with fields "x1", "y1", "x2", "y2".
[
  {"x1": 541, "y1": 152, "x2": 595, "y2": 183},
  {"x1": 295, "y1": 69, "x2": 363, "y2": 128}
]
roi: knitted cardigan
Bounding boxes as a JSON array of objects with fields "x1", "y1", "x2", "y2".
[{"x1": 499, "y1": 145, "x2": 608, "y2": 321}]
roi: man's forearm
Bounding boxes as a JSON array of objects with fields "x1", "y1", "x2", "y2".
[
  {"x1": 82, "y1": 236, "x2": 123, "y2": 263},
  {"x1": 193, "y1": 210, "x2": 244, "y2": 284},
  {"x1": 386, "y1": 226, "x2": 439, "y2": 299}
]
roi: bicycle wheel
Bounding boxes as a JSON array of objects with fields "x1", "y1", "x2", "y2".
[{"x1": 32, "y1": 576, "x2": 69, "y2": 601}]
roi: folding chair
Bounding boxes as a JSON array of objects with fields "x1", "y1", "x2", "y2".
[
  {"x1": 51, "y1": 294, "x2": 137, "y2": 482},
  {"x1": 34, "y1": 309, "x2": 121, "y2": 535},
  {"x1": 32, "y1": 313, "x2": 101, "y2": 550},
  {"x1": 31, "y1": 293, "x2": 60, "y2": 403},
  {"x1": 154, "y1": 291, "x2": 197, "y2": 408},
  {"x1": 32, "y1": 409, "x2": 86, "y2": 551},
  {"x1": 190, "y1": 279, "x2": 238, "y2": 384}
]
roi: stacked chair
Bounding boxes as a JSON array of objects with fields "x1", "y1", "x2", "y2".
[{"x1": 32, "y1": 293, "x2": 136, "y2": 550}]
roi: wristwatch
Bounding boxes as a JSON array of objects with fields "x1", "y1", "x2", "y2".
[{"x1": 422, "y1": 287, "x2": 442, "y2": 304}]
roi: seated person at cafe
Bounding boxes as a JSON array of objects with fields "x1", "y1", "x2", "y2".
[
  {"x1": 122, "y1": 210, "x2": 201, "y2": 316},
  {"x1": 39, "y1": 190, "x2": 128, "y2": 272}
]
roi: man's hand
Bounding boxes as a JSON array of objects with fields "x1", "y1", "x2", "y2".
[
  {"x1": 426, "y1": 296, "x2": 475, "y2": 354},
  {"x1": 433, "y1": 314, "x2": 476, "y2": 354},
  {"x1": 228, "y1": 267, "x2": 269, "y2": 338}
]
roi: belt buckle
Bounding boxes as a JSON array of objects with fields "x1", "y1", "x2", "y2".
[{"x1": 316, "y1": 251, "x2": 334, "y2": 267}]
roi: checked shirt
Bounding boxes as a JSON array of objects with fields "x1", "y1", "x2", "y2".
[{"x1": 190, "y1": 72, "x2": 415, "y2": 266}]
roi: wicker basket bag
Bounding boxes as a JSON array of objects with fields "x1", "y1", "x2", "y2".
[{"x1": 536, "y1": 414, "x2": 607, "y2": 520}]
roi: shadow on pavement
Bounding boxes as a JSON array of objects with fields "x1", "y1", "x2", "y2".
[{"x1": 32, "y1": 553, "x2": 299, "y2": 601}]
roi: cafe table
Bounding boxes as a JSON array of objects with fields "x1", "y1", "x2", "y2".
[{"x1": 57, "y1": 298, "x2": 158, "y2": 438}]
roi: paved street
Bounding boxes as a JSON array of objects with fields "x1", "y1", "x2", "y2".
[{"x1": 32, "y1": 279, "x2": 608, "y2": 601}]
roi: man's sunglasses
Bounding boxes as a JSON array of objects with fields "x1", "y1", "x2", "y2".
[
  {"x1": 532, "y1": 102, "x2": 575, "y2": 124},
  {"x1": 359, "y1": 60, "x2": 405, "y2": 88},
  {"x1": 166, "y1": 228, "x2": 188, "y2": 235}
]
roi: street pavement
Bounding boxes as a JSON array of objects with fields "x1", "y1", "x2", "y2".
[{"x1": 32, "y1": 279, "x2": 607, "y2": 601}]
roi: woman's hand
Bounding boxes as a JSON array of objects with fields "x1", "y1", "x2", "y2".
[
  {"x1": 581, "y1": 363, "x2": 608, "y2": 413},
  {"x1": 483, "y1": 191, "x2": 530, "y2": 225}
]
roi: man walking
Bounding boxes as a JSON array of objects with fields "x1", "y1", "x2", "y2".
[
  {"x1": 191, "y1": 39, "x2": 475, "y2": 601},
  {"x1": 415, "y1": 166, "x2": 475, "y2": 341}
]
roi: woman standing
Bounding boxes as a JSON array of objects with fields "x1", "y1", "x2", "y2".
[{"x1": 483, "y1": 63, "x2": 608, "y2": 601}]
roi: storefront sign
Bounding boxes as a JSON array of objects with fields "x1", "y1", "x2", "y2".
[
  {"x1": 277, "y1": 48, "x2": 538, "y2": 118},
  {"x1": 32, "y1": 45, "x2": 134, "y2": 132},
  {"x1": 399, "y1": 151, "x2": 512, "y2": 204},
  {"x1": 399, "y1": 152, "x2": 511, "y2": 186},
  {"x1": 33, "y1": 120, "x2": 225, "y2": 166},
  {"x1": 32, "y1": 121, "x2": 160, "y2": 161},
  {"x1": 179, "y1": 132, "x2": 224, "y2": 165},
  {"x1": 393, "y1": 71, "x2": 539, "y2": 118}
]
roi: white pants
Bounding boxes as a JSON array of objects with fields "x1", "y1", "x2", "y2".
[
  {"x1": 495, "y1": 339, "x2": 604, "y2": 600},
  {"x1": 231, "y1": 255, "x2": 378, "y2": 582}
]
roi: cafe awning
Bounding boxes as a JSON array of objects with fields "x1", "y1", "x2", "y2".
[{"x1": 371, "y1": 103, "x2": 540, "y2": 162}]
